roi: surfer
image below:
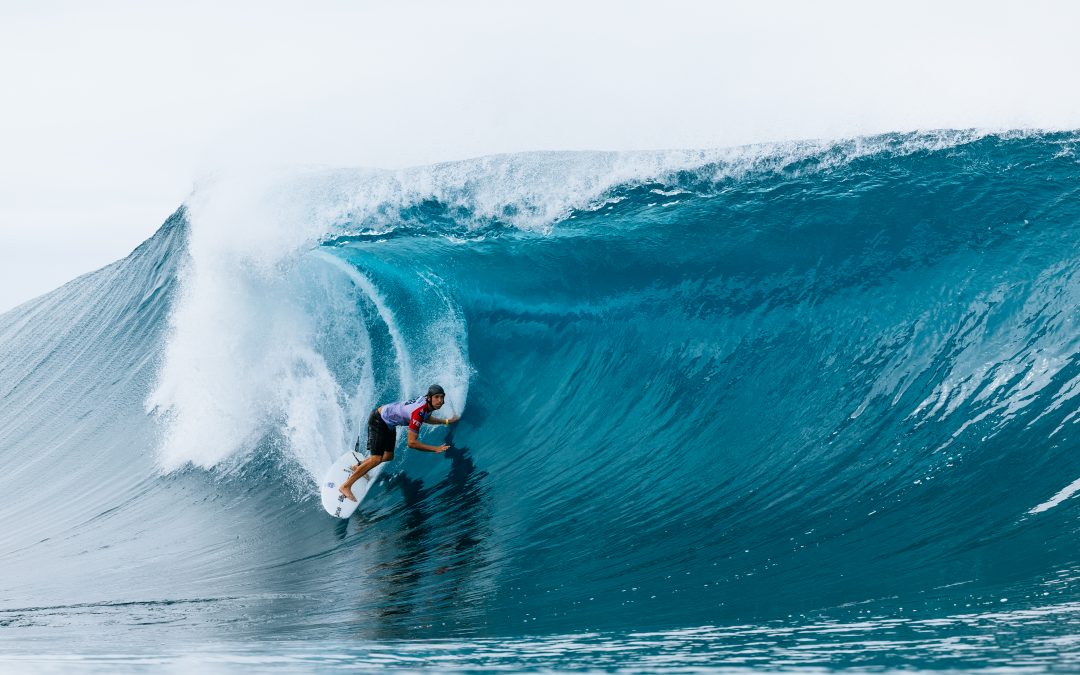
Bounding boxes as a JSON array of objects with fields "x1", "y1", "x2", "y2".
[{"x1": 338, "y1": 384, "x2": 460, "y2": 502}]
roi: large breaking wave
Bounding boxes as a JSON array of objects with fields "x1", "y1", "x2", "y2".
[{"x1": 2, "y1": 131, "x2": 1080, "y2": 667}]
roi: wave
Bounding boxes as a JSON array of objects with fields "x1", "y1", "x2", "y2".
[{"x1": 2, "y1": 130, "x2": 1080, "y2": 650}]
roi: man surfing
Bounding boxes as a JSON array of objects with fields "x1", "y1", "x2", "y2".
[{"x1": 338, "y1": 384, "x2": 460, "y2": 502}]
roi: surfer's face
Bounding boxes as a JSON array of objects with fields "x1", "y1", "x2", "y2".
[{"x1": 430, "y1": 393, "x2": 445, "y2": 409}]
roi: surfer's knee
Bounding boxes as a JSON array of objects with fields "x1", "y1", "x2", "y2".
[{"x1": 382, "y1": 452, "x2": 394, "y2": 463}]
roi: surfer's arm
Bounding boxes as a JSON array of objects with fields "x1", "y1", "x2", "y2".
[
  {"x1": 407, "y1": 429, "x2": 449, "y2": 452},
  {"x1": 425, "y1": 415, "x2": 459, "y2": 426}
]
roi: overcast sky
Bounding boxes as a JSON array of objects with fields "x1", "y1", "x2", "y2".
[{"x1": 2, "y1": 0, "x2": 1079, "y2": 313}]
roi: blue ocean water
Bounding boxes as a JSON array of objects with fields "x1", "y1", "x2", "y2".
[{"x1": 2, "y1": 131, "x2": 1080, "y2": 671}]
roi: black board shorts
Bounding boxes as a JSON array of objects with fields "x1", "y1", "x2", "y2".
[{"x1": 367, "y1": 409, "x2": 396, "y2": 456}]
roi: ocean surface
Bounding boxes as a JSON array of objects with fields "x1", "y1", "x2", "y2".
[{"x1": 2, "y1": 131, "x2": 1080, "y2": 672}]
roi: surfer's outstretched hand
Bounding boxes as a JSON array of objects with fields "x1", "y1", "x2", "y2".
[{"x1": 435, "y1": 444, "x2": 450, "y2": 453}]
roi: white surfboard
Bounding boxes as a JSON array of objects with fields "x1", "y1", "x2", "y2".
[{"x1": 320, "y1": 449, "x2": 385, "y2": 518}]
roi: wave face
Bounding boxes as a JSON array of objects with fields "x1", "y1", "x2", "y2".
[{"x1": 3, "y1": 131, "x2": 1080, "y2": 667}]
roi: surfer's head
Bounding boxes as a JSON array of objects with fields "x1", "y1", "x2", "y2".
[{"x1": 426, "y1": 384, "x2": 446, "y2": 409}]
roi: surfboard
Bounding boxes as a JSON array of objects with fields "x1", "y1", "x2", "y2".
[{"x1": 320, "y1": 449, "x2": 384, "y2": 519}]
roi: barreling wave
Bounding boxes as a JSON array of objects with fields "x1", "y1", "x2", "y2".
[{"x1": 2, "y1": 130, "x2": 1080, "y2": 659}]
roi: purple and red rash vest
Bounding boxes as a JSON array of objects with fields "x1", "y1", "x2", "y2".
[{"x1": 379, "y1": 396, "x2": 433, "y2": 433}]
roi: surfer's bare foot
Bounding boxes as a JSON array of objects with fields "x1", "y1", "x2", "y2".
[{"x1": 339, "y1": 484, "x2": 357, "y2": 502}]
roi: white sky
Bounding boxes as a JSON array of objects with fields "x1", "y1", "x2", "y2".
[{"x1": 2, "y1": 0, "x2": 1079, "y2": 313}]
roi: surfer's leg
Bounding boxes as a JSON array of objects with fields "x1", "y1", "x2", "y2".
[
  {"x1": 341, "y1": 409, "x2": 395, "y2": 500},
  {"x1": 339, "y1": 454, "x2": 381, "y2": 501}
]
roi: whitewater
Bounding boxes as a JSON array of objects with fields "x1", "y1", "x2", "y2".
[{"x1": 2, "y1": 130, "x2": 1080, "y2": 671}]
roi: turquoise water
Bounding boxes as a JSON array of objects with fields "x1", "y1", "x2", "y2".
[
  {"x1": 2, "y1": 131, "x2": 1080, "y2": 671},
  {"x1": 5, "y1": 604, "x2": 1080, "y2": 671}
]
